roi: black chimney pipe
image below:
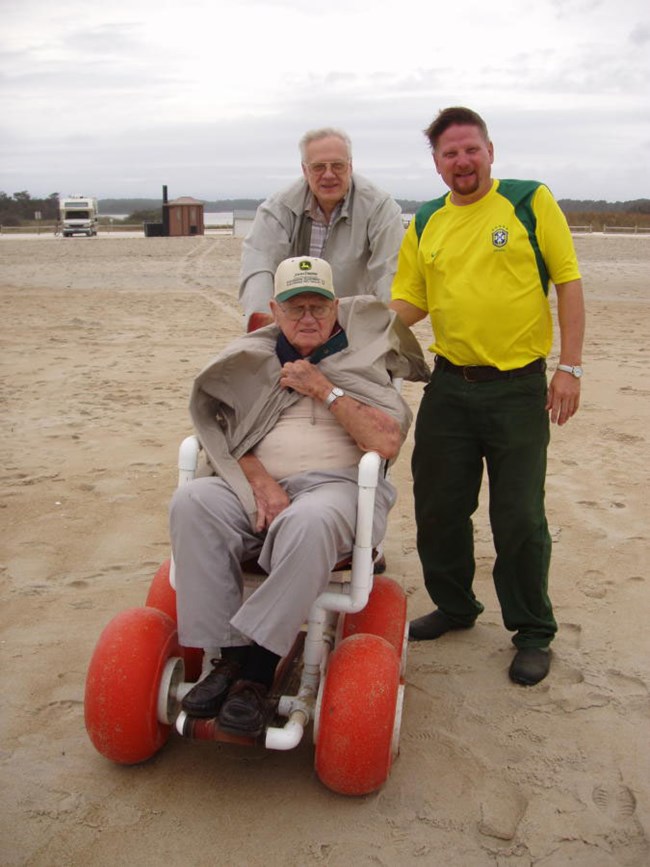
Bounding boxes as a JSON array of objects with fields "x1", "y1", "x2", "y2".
[{"x1": 162, "y1": 185, "x2": 169, "y2": 236}]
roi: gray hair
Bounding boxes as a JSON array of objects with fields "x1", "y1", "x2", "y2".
[{"x1": 299, "y1": 128, "x2": 352, "y2": 162}]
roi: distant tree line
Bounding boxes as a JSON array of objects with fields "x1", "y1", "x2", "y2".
[
  {"x1": 2, "y1": 191, "x2": 650, "y2": 231},
  {"x1": 0, "y1": 191, "x2": 60, "y2": 225},
  {"x1": 98, "y1": 196, "x2": 650, "y2": 216},
  {"x1": 126, "y1": 208, "x2": 162, "y2": 223},
  {"x1": 558, "y1": 198, "x2": 650, "y2": 214},
  {"x1": 99, "y1": 197, "x2": 264, "y2": 213},
  {"x1": 0, "y1": 192, "x2": 164, "y2": 226},
  {"x1": 91, "y1": 196, "x2": 650, "y2": 230}
]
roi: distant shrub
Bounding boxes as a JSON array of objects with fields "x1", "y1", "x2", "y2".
[
  {"x1": 0, "y1": 213, "x2": 22, "y2": 227},
  {"x1": 127, "y1": 209, "x2": 162, "y2": 223},
  {"x1": 563, "y1": 211, "x2": 650, "y2": 232}
]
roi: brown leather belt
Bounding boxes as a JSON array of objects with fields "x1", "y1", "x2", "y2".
[{"x1": 434, "y1": 355, "x2": 546, "y2": 383}]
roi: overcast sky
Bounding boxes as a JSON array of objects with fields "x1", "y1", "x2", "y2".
[{"x1": 2, "y1": 0, "x2": 649, "y2": 203}]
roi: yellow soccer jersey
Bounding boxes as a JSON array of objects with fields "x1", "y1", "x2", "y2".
[{"x1": 392, "y1": 180, "x2": 581, "y2": 369}]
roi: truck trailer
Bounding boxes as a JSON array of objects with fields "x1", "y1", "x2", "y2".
[{"x1": 59, "y1": 195, "x2": 99, "y2": 237}]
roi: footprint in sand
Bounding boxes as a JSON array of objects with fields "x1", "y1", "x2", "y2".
[
  {"x1": 478, "y1": 780, "x2": 528, "y2": 840},
  {"x1": 605, "y1": 669, "x2": 650, "y2": 712},
  {"x1": 578, "y1": 569, "x2": 613, "y2": 599},
  {"x1": 592, "y1": 783, "x2": 637, "y2": 821},
  {"x1": 619, "y1": 386, "x2": 650, "y2": 397},
  {"x1": 559, "y1": 622, "x2": 582, "y2": 648}
]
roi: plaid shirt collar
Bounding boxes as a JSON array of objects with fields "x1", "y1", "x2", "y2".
[{"x1": 304, "y1": 187, "x2": 349, "y2": 226}]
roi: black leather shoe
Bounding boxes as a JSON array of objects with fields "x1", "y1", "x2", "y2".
[
  {"x1": 181, "y1": 659, "x2": 241, "y2": 718},
  {"x1": 408, "y1": 609, "x2": 474, "y2": 641},
  {"x1": 218, "y1": 679, "x2": 269, "y2": 738},
  {"x1": 509, "y1": 648, "x2": 551, "y2": 686}
]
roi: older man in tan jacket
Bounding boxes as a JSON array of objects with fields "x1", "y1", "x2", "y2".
[
  {"x1": 170, "y1": 256, "x2": 428, "y2": 738},
  {"x1": 239, "y1": 128, "x2": 404, "y2": 331}
]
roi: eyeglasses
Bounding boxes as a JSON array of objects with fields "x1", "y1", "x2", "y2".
[
  {"x1": 304, "y1": 161, "x2": 350, "y2": 176},
  {"x1": 279, "y1": 302, "x2": 334, "y2": 320}
]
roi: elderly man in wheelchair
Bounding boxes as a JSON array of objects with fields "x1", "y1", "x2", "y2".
[{"x1": 170, "y1": 256, "x2": 427, "y2": 739}]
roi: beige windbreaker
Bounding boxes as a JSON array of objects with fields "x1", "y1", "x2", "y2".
[
  {"x1": 189, "y1": 296, "x2": 429, "y2": 525},
  {"x1": 239, "y1": 175, "x2": 405, "y2": 319}
]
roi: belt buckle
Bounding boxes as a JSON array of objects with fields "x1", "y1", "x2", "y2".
[{"x1": 462, "y1": 365, "x2": 480, "y2": 382}]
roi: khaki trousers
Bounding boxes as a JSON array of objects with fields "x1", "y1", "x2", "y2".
[{"x1": 169, "y1": 468, "x2": 395, "y2": 657}]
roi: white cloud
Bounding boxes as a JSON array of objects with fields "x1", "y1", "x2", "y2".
[{"x1": 1, "y1": 0, "x2": 649, "y2": 201}]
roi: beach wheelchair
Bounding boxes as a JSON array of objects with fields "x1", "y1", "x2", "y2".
[{"x1": 84, "y1": 435, "x2": 408, "y2": 796}]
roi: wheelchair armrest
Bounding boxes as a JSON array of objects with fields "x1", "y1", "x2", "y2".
[
  {"x1": 357, "y1": 450, "x2": 382, "y2": 487},
  {"x1": 354, "y1": 451, "x2": 382, "y2": 549},
  {"x1": 177, "y1": 435, "x2": 202, "y2": 486}
]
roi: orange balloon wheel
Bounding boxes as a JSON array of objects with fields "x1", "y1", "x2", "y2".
[
  {"x1": 247, "y1": 312, "x2": 270, "y2": 333},
  {"x1": 315, "y1": 633, "x2": 400, "y2": 796},
  {"x1": 145, "y1": 560, "x2": 176, "y2": 620},
  {"x1": 341, "y1": 576, "x2": 407, "y2": 655},
  {"x1": 84, "y1": 607, "x2": 179, "y2": 764},
  {"x1": 145, "y1": 559, "x2": 202, "y2": 682}
]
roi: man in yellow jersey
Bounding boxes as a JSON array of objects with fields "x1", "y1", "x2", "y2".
[{"x1": 390, "y1": 107, "x2": 585, "y2": 686}]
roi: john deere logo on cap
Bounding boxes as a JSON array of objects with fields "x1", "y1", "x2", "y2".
[{"x1": 299, "y1": 260, "x2": 312, "y2": 270}]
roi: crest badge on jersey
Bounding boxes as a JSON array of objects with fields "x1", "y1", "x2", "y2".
[{"x1": 492, "y1": 226, "x2": 508, "y2": 248}]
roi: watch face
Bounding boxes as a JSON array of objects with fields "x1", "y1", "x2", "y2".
[
  {"x1": 325, "y1": 386, "x2": 344, "y2": 407},
  {"x1": 573, "y1": 366, "x2": 583, "y2": 378}
]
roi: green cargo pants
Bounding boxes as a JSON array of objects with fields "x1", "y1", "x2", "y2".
[{"x1": 412, "y1": 367, "x2": 557, "y2": 649}]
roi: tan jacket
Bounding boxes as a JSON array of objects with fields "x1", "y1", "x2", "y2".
[
  {"x1": 239, "y1": 174, "x2": 405, "y2": 318},
  {"x1": 190, "y1": 296, "x2": 429, "y2": 524}
]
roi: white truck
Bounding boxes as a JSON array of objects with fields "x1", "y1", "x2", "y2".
[{"x1": 59, "y1": 195, "x2": 99, "y2": 237}]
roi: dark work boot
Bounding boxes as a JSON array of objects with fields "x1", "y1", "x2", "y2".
[
  {"x1": 509, "y1": 648, "x2": 551, "y2": 686},
  {"x1": 408, "y1": 609, "x2": 475, "y2": 641},
  {"x1": 181, "y1": 658, "x2": 242, "y2": 718},
  {"x1": 218, "y1": 680, "x2": 269, "y2": 737}
]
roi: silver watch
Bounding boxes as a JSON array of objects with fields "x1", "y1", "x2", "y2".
[
  {"x1": 557, "y1": 364, "x2": 583, "y2": 379},
  {"x1": 324, "y1": 386, "x2": 344, "y2": 408}
]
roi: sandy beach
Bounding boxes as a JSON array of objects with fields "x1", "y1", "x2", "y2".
[{"x1": 1, "y1": 232, "x2": 649, "y2": 866}]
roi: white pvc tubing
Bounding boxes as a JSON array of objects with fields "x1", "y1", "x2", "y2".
[
  {"x1": 175, "y1": 709, "x2": 189, "y2": 736},
  {"x1": 266, "y1": 454, "x2": 381, "y2": 751},
  {"x1": 178, "y1": 434, "x2": 200, "y2": 485},
  {"x1": 391, "y1": 684, "x2": 405, "y2": 759},
  {"x1": 310, "y1": 450, "x2": 380, "y2": 616},
  {"x1": 265, "y1": 710, "x2": 309, "y2": 750},
  {"x1": 169, "y1": 435, "x2": 202, "y2": 590}
]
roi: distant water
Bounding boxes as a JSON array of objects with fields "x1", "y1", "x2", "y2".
[
  {"x1": 102, "y1": 211, "x2": 234, "y2": 225},
  {"x1": 102, "y1": 211, "x2": 412, "y2": 227},
  {"x1": 205, "y1": 212, "x2": 234, "y2": 225}
]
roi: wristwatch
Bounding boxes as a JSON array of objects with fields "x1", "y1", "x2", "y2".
[
  {"x1": 324, "y1": 386, "x2": 345, "y2": 408},
  {"x1": 557, "y1": 364, "x2": 583, "y2": 378}
]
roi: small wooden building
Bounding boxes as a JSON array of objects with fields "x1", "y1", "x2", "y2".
[{"x1": 164, "y1": 196, "x2": 205, "y2": 236}]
